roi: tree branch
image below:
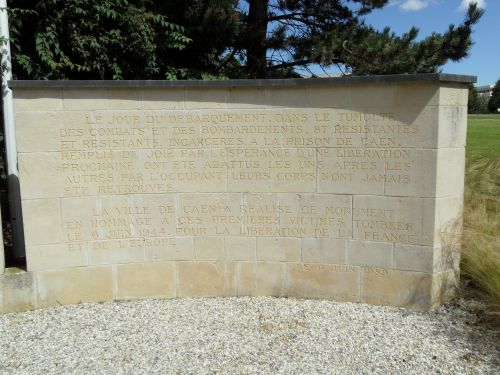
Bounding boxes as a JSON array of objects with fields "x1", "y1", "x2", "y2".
[{"x1": 267, "y1": 59, "x2": 312, "y2": 70}]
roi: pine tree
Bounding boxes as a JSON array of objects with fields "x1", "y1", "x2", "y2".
[{"x1": 238, "y1": 0, "x2": 484, "y2": 78}]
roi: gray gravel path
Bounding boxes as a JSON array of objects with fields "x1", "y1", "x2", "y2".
[{"x1": 0, "y1": 297, "x2": 498, "y2": 374}]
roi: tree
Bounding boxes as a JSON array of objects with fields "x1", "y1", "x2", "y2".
[
  {"x1": 143, "y1": 0, "x2": 241, "y2": 79},
  {"x1": 468, "y1": 85, "x2": 490, "y2": 114},
  {"x1": 5, "y1": 0, "x2": 484, "y2": 80},
  {"x1": 488, "y1": 80, "x2": 500, "y2": 113},
  {"x1": 7, "y1": 0, "x2": 191, "y2": 79},
  {"x1": 237, "y1": 1, "x2": 484, "y2": 78},
  {"x1": 468, "y1": 84, "x2": 479, "y2": 114}
]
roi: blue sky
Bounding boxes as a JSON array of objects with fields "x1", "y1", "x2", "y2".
[{"x1": 363, "y1": 0, "x2": 498, "y2": 86}]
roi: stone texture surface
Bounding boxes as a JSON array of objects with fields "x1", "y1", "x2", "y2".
[
  {"x1": 37, "y1": 266, "x2": 113, "y2": 308},
  {"x1": 116, "y1": 262, "x2": 176, "y2": 299},
  {"x1": 3, "y1": 79, "x2": 469, "y2": 312},
  {"x1": 0, "y1": 269, "x2": 37, "y2": 313}
]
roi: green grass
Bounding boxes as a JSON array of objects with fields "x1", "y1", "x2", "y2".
[
  {"x1": 467, "y1": 114, "x2": 500, "y2": 157},
  {"x1": 462, "y1": 114, "x2": 500, "y2": 306}
]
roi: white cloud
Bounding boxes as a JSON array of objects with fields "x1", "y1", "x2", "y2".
[
  {"x1": 399, "y1": 0, "x2": 430, "y2": 12},
  {"x1": 458, "y1": 0, "x2": 487, "y2": 11}
]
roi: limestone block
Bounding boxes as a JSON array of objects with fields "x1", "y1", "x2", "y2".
[
  {"x1": 60, "y1": 150, "x2": 140, "y2": 196},
  {"x1": 22, "y1": 198, "x2": 64, "y2": 245},
  {"x1": 348, "y1": 240, "x2": 393, "y2": 268},
  {"x1": 353, "y1": 196, "x2": 435, "y2": 246},
  {"x1": 434, "y1": 196, "x2": 463, "y2": 249},
  {"x1": 350, "y1": 84, "x2": 394, "y2": 107},
  {"x1": 142, "y1": 88, "x2": 185, "y2": 110},
  {"x1": 226, "y1": 237, "x2": 256, "y2": 260},
  {"x1": 280, "y1": 109, "x2": 328, "y2": 147},
  {"x1": 270, "y1": 148, "x2": 316, "y2": 192},
  {"x1": 93, "y1": 110, "x2": 155, "y2": 150},
  {"x1": 15, "y1": 111, "x2": 61, "y2": 152},
  {"x1": 394, "y1": 244, "x2": 440, "y2": 273},
  {"x1": 361, "y1": 268, "x2": 433, "y2": 309},
  {"x1": 317, "y1": 147, "x2": 385, "y2": 195},
  {"x1": 63, "y1": 88, "x2": 108, "y2": 110},
  {"x1": 226, "y1": 261, "x2": 238, "y2": 296},
  {"x1": 279, "y1": 193, "x2": 352, "y2": 239},
  {"x1": 256, "y1": 237, "x2": 301, "y2": 262},
  {"x1": 439, "y1": 84, "x2": 469, "y2": 107},
  {"x1": 61, "y1": 195, "x2": 130, "y2": 242},
  {"x1": 227, "y1": 87, "x2": 271, "y2": 109},
  {"x1": 19, "y1": 153, "x2": 66, "y2": 199},
  {"x1": 228, "y1": 148, "x2": 270, "y2": 193},
  {"x1": 436, "y1": 148, "x2": 465, "y2": 198},
  {"x1": 268, "y1": 87, "x2": 310, "y2": 108},
  {"x1": 138, "y1": 148, "x2": 227, "y2": 192},
  {"x1": 116, "y1": 262, "x2": 176, "y2": 299},
  {"x1": 89, "y1": 239, "x2": 145, "y2": 265},
  {"x1": 37, "y1": 266, "x2": 113, "y2": 307},
  {"x1": 0, "y1": 270, "x2": 37, "y2": 313},
  {"x1": 325, "y1": 109, "x2": 367, "y2": 149},
  {"x1": 129, "y1": 193, "x2": 177, "y2": 237},
  {"x1": 238, "y1": 262, "x2": 285, "y2": 296},
  {"x1": 13, "y1": 89, "x2": 63, "y2": 111},
  {"x1": 350, "y1": 106, "x2": 439, "y2": 149},
  {"x1": 185, "y1": 89, "x2": 227, "y2": 109},
  {"x1": 191, "y1": 109, "x2": 284, "y2": 148},
  {"x1": 287, "y1": 263, "x2": 360, "y2": 301},
  {"x1": 145, "y1": 237, "x2": 194, "y2": 261},
  {"x1": 177, "y1": 261, "x2": 225, "y2": 297},
  {"x1": 177, "y1": 193, "x2": 242, "y2": 237},
  {"x1": 393, "y1": 83, "x2": 439, "y2": 107},
  {"x1": 241, "y1": 193, "x2": 280, "y2": 236},
  {"x1": 310, "y1": 86, "x2": 349, "y2": 108},
  {"x1": 146, "y1": 111, "x2": 201, "y2": 149},
  {"x1": 27, "y1": 243, "x2": 88, "y2": 271},
  {"x1": 108, "y1": 89, "x2": 142, "y2": 109},
  {"x1": 438, "y1": 106, "x2": 467, "y2": 148},
  {"x1": 195, "y1": 237, "x2": 225, "y2": 260},
  {"x1": 302, "y1": 238, "x2": 347, "y2": 264},
  {"x1": 384, "y1": 149, "x2": 438, "y2": 197}
]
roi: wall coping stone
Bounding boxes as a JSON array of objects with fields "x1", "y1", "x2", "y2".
[{"x1": 8, "y1": 73, "x2": 476, "y2": 89}]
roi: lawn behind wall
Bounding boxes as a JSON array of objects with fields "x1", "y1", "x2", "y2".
[{"x1": 462, "y1": 114, "x2": 500, "y2": 306}]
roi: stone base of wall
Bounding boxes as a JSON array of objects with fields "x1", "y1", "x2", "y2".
[{"x1": 1, "y1": 262, "x2": 459, "y2": 313}]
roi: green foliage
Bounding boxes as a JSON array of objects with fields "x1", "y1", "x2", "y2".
[
  {"x1": 488, "y1": 79, "x2": 500, "y2": 113},
  {"x1": 147, "y1": 0, "x2": 241, "y2": 78},
  {"x1": 237, "y1": 0, "x2": 483, "y2": 78},
  {"x1": 468, "y1": 85, "x2": 490, "y2": 114},
  {"x1": 2, "y1": 1, "x2": 485, "y2": 79},
  {"x1": 469, "y1": 85, "x2": 479, "y2": 113},
  {"x1": 8, "y1": 0, "x2": 191, "y2": 79}
]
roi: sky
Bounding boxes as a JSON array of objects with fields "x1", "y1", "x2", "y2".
[{"x1": 362, "y1": 0, "x2": 499, "y2": 86}]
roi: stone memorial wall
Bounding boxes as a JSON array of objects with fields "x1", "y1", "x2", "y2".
[{"x1": 0, "y1": 74, "x2": 474, "y2": 312}]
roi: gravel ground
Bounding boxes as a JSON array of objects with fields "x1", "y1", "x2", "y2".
[{"x1": 0, "y1": 297, "x2": 498, "y2": 374}]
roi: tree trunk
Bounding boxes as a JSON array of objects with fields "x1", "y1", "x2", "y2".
[{"x1": 246, "y1": 0, "x2": 268, "y2": 78}]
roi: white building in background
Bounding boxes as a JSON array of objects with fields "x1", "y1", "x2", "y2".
[{"x1": 477, "y1": 84, "x2": 494, "y2": 99}]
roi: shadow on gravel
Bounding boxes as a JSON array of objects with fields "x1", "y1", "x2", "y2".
[{"x1": 442, "y1": 281, "x2": 500, "y2": 367}]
